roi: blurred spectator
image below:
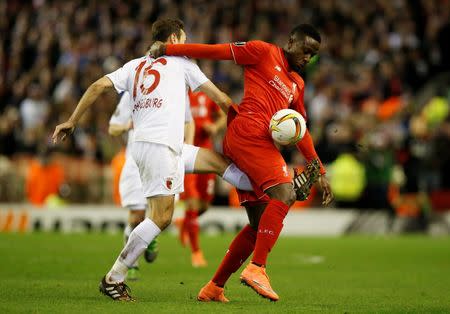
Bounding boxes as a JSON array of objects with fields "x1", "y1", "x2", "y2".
[
  {"x1": 111, "y1": 148, "x2": 126, "y2": 206},
  {"x1": 0, "y1": 106, "x2": 20, "y2": 157},
  {"x1": 25, "y1": 149, "x2": 65, "y2": 206},
  {"x1": 19, "y1": 83, "x2": 49, "y2": 131},
  {"x1": 329, "y1": 152, "x2": 366, "y2": 208}
]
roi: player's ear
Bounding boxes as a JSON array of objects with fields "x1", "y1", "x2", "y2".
[{"x1": 169, "y1": 33, "x2": 178, "y2": 44}]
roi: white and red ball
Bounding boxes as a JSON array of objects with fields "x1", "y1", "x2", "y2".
[{"x1": 269, "y1": 109, "x2": 306, "y2": 145}]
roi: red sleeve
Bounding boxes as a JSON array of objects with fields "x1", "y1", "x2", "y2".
[
  {"x1": 296, "y1": 129, "x2": 326, "y2": 175},
  {"x1": 229, "y1": 40, "x2": 270, "y2": 65},
  {"x1": 166, "y1": 43, "x2": 233, "y2": 60}
]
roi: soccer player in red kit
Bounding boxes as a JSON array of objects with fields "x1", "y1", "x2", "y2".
[
  {"x1": 179, "y1": 90, "x2": 226, "y2": 267},
  {"x1": 152, "y1": 24, "x2": 334, "y2": 302}
]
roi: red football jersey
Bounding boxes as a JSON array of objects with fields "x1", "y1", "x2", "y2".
[
  {"x1": 189, "y1": 90, "x2": 220, "y2": 148},
  {"x1": 229, "y1": 41, "x2": 306, "y2": 134},
  {"x1": 165, "y1": 40, "x2": 325, "y2": 174}
]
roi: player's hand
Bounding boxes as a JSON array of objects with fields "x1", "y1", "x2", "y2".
[
  {"x1": 52, "y1": 120, "x2": 76, "y2": 144},
  {"x1": 318, "y1": 175, "x2": 334, "y2": 206},
  {"x1": 203, "y1": 123, "x2": 218, "y2": 136},
  {"x1": 149, "y1": 41, "x2": 166, "y2": 58}
]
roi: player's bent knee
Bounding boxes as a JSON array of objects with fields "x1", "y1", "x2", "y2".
[
  {"x1": 266, "y1": 184, "x2": 296, "y2": 206},
  {"x1": 284, "y1": 187, "x2": 297, "y2": 206}
]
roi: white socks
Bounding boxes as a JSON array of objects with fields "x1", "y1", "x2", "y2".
[
  {"x1": 107, "y1": 218, "x2": 161, "y2": 283},
  {"x1": 123, "y1": 224, "x2": 138, "y2": 268},
  {"x1": 223, "y1": 163, "x2": 253, "y2": 191},
  {"x1": 123, "y1": 225, "x2": 132, "y2": 244}
]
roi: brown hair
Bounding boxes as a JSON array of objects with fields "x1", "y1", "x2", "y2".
[{"x1": 151, "y1": 18, "x2": 184, "y2": 42}]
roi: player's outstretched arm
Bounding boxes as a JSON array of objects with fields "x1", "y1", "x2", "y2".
[
  {"x1": 196, "y1": 81, "x2": 232, "y2": 114},
  {"x1": 52, "y1": 76, "x2": 113, "y2": 143},
  {"x1": 151, "y1": 42, "x2": 233, "y2": 61}
]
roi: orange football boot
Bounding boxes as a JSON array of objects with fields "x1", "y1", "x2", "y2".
[
  {"x1": 240, "y1": 263, "x2": 279, "y2": 301},
  {"x1": 197, "y1": 281, "x2": 229, "y2": 303},
  {"x1": 191, "y1": 250, "x2": 208, "y2": 268}
]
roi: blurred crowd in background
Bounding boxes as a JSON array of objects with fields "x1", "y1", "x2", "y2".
[{"x1": 0, "y1": 0, "x2": 449, "y2": 216}]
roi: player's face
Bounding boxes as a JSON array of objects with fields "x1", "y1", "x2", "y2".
[{"x1": 286, "y1": 35, "x2": 320, "y2": 73}]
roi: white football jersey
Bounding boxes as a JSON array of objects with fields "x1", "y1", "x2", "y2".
[
  {"x1": 108, "y1": 91, "x2": 194, "y2": 156},
  {"x1": 106, "y1": 56, "x2": 208, "y2": 154}
]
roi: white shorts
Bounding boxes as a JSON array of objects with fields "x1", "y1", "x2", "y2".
[
  {"x1": 130, "y1": 142, "x2": 184, "y2": 198},
  {"x1": 120, "y1": 143, "x2": 200, "y2": 205},
  {"x1": 119, "y1": 155, "x2": 147, "y2": 210}
]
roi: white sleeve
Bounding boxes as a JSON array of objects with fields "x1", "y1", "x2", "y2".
[
  {"x1": 182, "y1": 58, "x2": 209, "y2": 91},
  {"x1": 109, "y1": 91, "x2": 132, "y2": 125},
  {"x1": 185, "y1": 93, "x2": 193, "y2": 122},
  {"x1": 105, "y1": 58, "x2": 141, "y2": 93}
]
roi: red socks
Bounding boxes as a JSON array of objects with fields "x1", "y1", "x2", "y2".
[
  {"x1": 252, "y1": 199, "x2": 289, "y2": 266},
  {"x1": 212, "y1": 224, "x2": 257, "y2": 287},
  {"x1": 184, "y1": 209, "x2": 200, "y2": 252}
]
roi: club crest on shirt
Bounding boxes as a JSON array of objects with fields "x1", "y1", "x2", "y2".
[
  {"x1": 233, "y1": 42, "x2": 246, "y2": 46},
  {"x1": 165, "y1": 177, "x2": 173, "y2": 190}
]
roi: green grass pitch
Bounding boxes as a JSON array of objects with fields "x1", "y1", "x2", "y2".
[{"x1": 1, "y1": 232, "x2": 450, "y2": 313}]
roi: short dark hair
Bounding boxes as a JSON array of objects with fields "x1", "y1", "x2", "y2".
[
  {"x1": 151, "y1": 18, "x2": 184, "y2": 42},
  {"x1": 290, "y1": 24, "x2": 321, "y2": 43}
]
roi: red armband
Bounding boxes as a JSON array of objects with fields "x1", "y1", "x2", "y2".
[{"x1": 166, "y1": 43, "x2": 233, "y2": 60}]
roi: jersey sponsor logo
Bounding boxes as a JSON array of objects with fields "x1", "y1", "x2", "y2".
[
  {"x1": 233, "y1": 41, "x2": 246, "y2": 46},
  {"x1": 275, "y1": 65, "x2": 281, "y2": 72},
  {"x1": 132, "y1": 97, "x2": 163, "y2": 112},
  {"x1": 268, "y1": 75, "x2": 295, "y2": 104}
]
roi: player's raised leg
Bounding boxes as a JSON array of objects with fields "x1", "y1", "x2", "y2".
[{"x1": 182, "y1": 144, "x2": 253, "y2": 191}]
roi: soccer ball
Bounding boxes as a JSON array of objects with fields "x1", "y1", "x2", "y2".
[{"x1": 269, "y1": 109, "x2": 307, "y2": 145}]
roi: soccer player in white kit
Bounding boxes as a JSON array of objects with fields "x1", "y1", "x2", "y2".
[
  {"x1": 52, "y1": 19, "x2": 252, "y2": 301},
  {"x1": 109, "y1": 91, "x2": 231, "y2": 280},
  {"x1": 108, "y1": 91, "x2": 159, "y2": 280}
]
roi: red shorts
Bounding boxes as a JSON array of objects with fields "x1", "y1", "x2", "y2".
[
  {"x1": 180, "y1": 173, "x2": 216, "y2": 203},
  {"x1": 223, "y1": 116, "x2": 292, "y2": 204}
]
